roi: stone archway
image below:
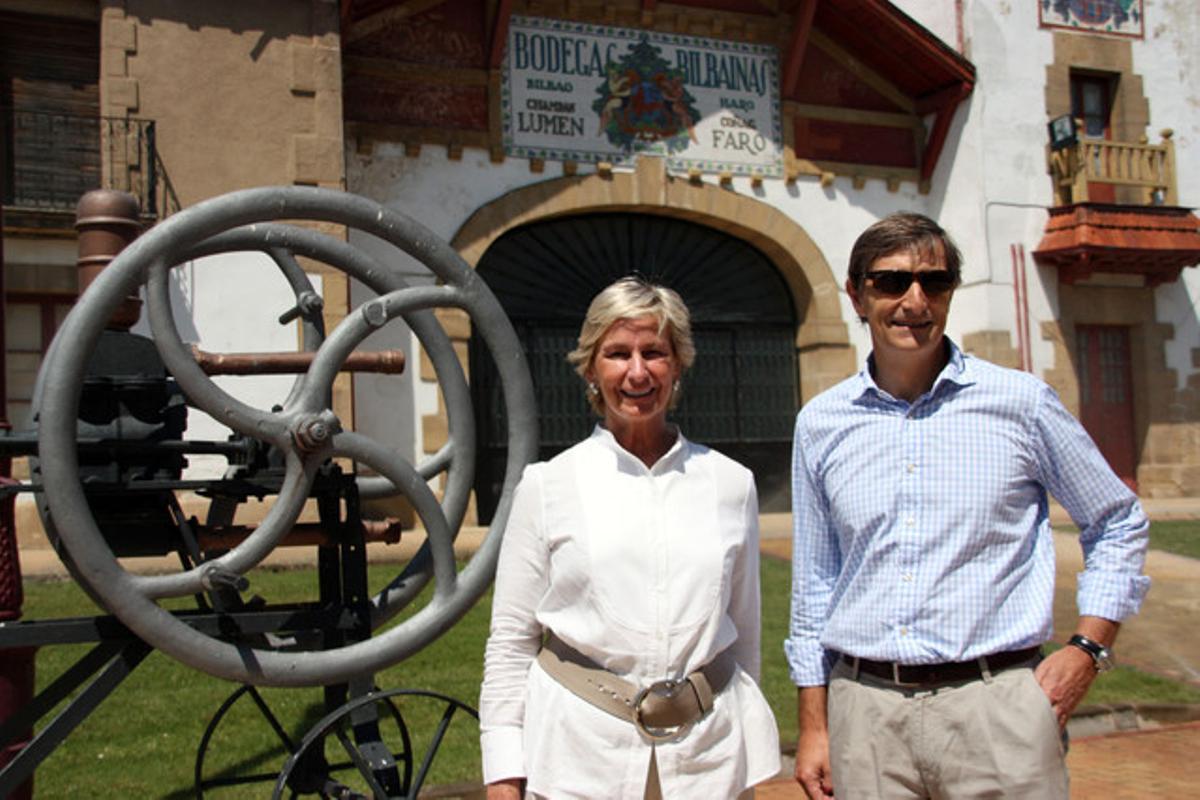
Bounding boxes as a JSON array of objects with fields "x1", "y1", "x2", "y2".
[{"x1": 423, "y1": 157, "x2": 855, "y2": 515}]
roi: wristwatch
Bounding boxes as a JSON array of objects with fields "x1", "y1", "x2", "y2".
[{"x1": 1068, "y1": 634, "x2": 1115, "y2": 673}]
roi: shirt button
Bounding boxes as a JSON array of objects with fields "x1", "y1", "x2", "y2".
[
  {"x1": 900, "y1": 627, "x2": 909, "y2": 636},
  {"x1": 906, "y1": 463, "x2": 916, "y2": 473},
  {"x1": 905, "y1": 517, "x2": 915, "y2": 527},
  {"x1": 902, "y1": 573, "x2": 913, "y2": 582}
]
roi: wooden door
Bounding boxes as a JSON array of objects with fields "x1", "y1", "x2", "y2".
[
  {"x1": 1070, "y1": 73, "x2": 1116, "y2": 203},
  {"x1": 1076, "y1": 325, "x2": 1136, "y2": 491}
]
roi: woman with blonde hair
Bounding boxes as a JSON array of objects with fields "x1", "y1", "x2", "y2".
[{"x1": 480, "y1": 276, "x2": 780, "y2": 799}]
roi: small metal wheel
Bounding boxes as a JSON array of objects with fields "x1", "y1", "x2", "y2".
[
  {"x1": 193, "y1": 685, "x2": 416, "y2": 799},
  {"x1": 193, "y1": 685, "x2": 304, "y2": 798},
  {"x1": 36, "y1": 186, "x2": 538, "y2": 686},
  {"x1": 271, "y1": 689, "x2": 477, "y2": 800}
]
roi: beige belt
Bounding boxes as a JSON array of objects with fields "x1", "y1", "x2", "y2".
[{"x1": 536, "y1": 633, "x2": 735, "y2": 741}]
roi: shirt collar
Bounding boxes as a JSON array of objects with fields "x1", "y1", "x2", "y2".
[
  {"x1": 855, "y1": 338, "x2": 975, "y2": 402},
  {"x1": 590, "y1": 423, "x2": 689, "y2": 473}
]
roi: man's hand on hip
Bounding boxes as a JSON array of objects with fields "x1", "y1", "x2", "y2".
[{"x1": 1033, "y1": 645, "x2": 1097, "y2": 729}]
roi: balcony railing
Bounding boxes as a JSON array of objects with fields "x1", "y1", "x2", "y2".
[
  {"x1": 1048, "y1": 127, "x2": 1177, "y2": 206},
  {"x1": 1, "y1": 108, "x2": 179, "y2": 224}
]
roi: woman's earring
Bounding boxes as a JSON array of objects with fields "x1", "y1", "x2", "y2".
[
  {"x1": 673, "y1": 380, "x2": 681, "y2": 395},
  {"x1": 586, "y1": 382, "x2": 599, "y2": 397}
]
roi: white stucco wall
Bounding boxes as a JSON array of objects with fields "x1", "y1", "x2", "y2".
[
  {"x1": 1137, "y1": 0, "x2": 1200, "y2": 389},
  {"x1": 334, "y1": 0, "x2": 1199, "y2": 463},
  {"x1": 346, "y1": 143, "x2": 960, "y2": 460},
  {"x1": 131, "y1": 252, "x2": 321, "y2": 478},
  {"x1": 914, "y1": 0, "x2": 1200, "y2": 385},
  {"x1": 891, "y1": 0, "x2": 962, "y2": 55}
]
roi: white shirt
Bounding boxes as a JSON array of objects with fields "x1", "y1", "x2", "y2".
[{"x1": 480, "y1": 425, "x2": 781, "y2": 799}]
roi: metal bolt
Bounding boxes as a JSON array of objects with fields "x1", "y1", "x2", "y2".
[
  {"x1": 361, "y1": 300, "x2": 388, "y2": 328},
  {"x1": 298, "y1": 291, "x2": 324, "y2": 314},
  {"x1": 278, "y1": 291, "x2": 324, "y2": 324},
  {"x1": 201, "y1": 565, "x2": 249, "y2": 592},
  {"x1": 292, "y1": 412, "x2": 340, "y2": 453}
]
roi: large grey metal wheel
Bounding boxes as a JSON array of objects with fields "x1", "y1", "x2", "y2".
[{"x1": 36, "y1": 186, "x2": 538, "y2": 686}]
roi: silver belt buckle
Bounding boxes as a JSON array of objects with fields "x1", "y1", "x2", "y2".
[{"x1": 633, "y1": 679, "x2": 692, "y2": 742}]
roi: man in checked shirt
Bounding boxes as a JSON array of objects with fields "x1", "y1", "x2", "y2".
[{"x1": 785, "y1": 213, "x2": 1150, "y2": 799}]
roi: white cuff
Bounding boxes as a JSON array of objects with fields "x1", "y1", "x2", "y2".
[{"x1": 481, "y1": 725, "x2": 525, "y2": 785}]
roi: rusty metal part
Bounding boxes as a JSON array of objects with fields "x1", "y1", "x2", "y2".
[
  {"x1": 291, "y1": 412, "x2": 341, "y2": 454},
  {"x1": 75, "y1": 189, "x2": 143, "y2": 330},
  {"x1": 190, "y1": 346, "x2": 406, "y2": 376},
  {"x1": 197, "y1": 520, "x2": 403, "y2": 551}
]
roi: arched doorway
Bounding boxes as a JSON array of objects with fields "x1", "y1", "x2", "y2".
[{"x1": 470, "y1": 212, "x2": 797, "y2": 522}]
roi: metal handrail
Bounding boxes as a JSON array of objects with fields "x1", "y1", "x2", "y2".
[{"x1": 0, "y1": 107, "x2": 179, "y2": 221}]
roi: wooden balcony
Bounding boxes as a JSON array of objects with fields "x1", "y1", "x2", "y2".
[
  {"x1": 1048, "y1": 128, "x2": 1177, "y2": 206},
  {"x1": 1036, "y1": 126, "x2": 1199, "y2": 286}
]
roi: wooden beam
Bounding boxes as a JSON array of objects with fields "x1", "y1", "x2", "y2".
[
  {"x1": 788, "y1": 101, "x2": 916, "y2": 129},
  {"x1": 792, "y1": 156, "x2": 920, "y2": 186},
  {"x1": 919, "y1": 85, "x2": 970, "y2": 183},
  {"x1": 782, "y1": 0, "x2": 818, "y2": 100},
  {"x1": 916, "y1": 82, "x2": 970, "y2": 115},
  {"x1": 489, "y1": 0, "x2": 513, "y2": 69},
  {"x1": 809, "y1": 29, "x2": 914, "y2": 113}
]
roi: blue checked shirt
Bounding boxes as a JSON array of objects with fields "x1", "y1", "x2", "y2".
[{"x1": 785, "y1": 340, "x2": 1150, "y2": 686}]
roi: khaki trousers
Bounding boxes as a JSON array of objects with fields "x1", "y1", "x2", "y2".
[{"x1": 827, "y1": 658, "x2": 1069, "y2": 799}]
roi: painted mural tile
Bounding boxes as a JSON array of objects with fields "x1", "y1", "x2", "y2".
[
  {"x1": 1038, "y1": 0, "x2": 1145, "y2": 38},
  {"x1": 502, "y1": 15, "x2": 783, "y2": 178}
]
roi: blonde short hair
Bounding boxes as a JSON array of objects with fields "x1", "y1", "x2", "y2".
[{"x1": 567, "y1": 276, "x2": 696, "y2": 415}]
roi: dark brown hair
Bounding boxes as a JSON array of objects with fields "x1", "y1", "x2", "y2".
[{"x1": 847, "y1": 212, "x2": 963, "y2": 291}]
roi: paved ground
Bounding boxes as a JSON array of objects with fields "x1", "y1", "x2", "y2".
[{"x1": 756, "y1": 497, "x2": 1200, "y2": 799}]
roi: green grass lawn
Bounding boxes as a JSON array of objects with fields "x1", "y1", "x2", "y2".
[
  {"x1": 14, "y1": 539, "x2": 1200, "y2": 797},
  {"x1": 1055, "y1": 518, "x2": 1200, "y2": 560},
  {"x1": 18, "y1": 565, "x2": 489, "y2": 798},
  {"x1": 1146, "y1": 519, "x2": 1200, "y2": 560}
]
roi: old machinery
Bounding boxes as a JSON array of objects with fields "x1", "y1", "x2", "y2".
[{"x1": 0, "y1": 186, "x2": 538, "y2": 797}]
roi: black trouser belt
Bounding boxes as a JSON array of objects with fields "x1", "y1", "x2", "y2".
[{"x1": 842, "y1": 646, "x2": 1041, "y2": 686}]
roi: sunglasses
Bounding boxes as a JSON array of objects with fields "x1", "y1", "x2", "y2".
[{"x1": 864, "y1": 270, "x2": 957, "y2": 297}]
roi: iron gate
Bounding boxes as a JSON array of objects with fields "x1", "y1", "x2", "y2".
[{"x1": 470, "y1": 212, "x2": 799, "y2": 521}]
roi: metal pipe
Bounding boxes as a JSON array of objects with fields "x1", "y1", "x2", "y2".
[
  {"x1": 198, "y1": 519, "x2": 403, "y2": 550},
  {"x1": 1011, "y1": 243, "x2": 1027, "y2": 371},
  {"x1": 190, "y1": 346, "x2": 405, "y2": 376}
]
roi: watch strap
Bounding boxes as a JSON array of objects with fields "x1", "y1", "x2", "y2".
[{"x1": 1067, "y1": 634, "x2": 1113, "y2": 671}]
